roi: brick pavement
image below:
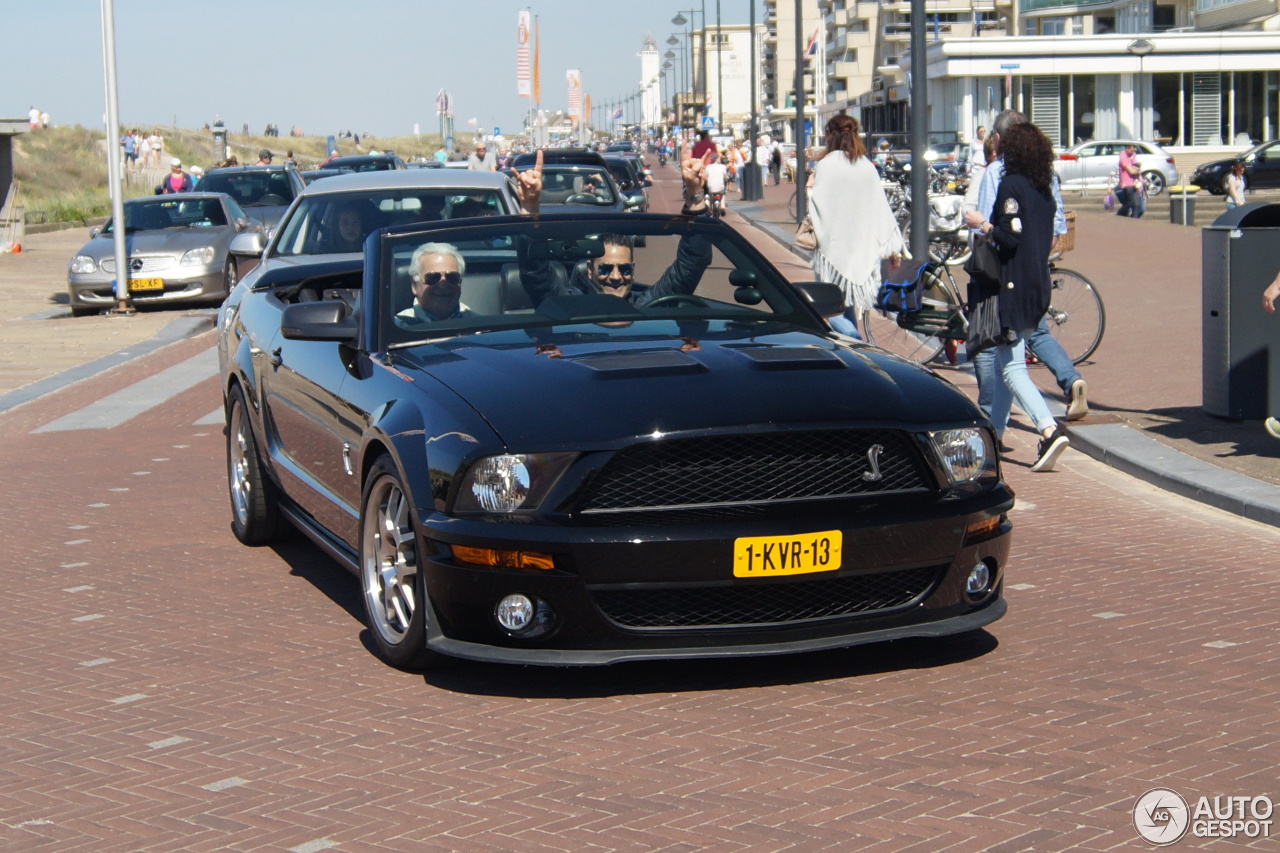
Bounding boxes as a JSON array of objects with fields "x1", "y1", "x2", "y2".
[{"x1": 0, "y1": 166, "x2": 1277, "y2": 852}]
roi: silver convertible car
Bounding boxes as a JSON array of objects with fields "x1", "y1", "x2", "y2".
[{"x1": 67, "y1": 193, "x2": 261, "y2": 316}]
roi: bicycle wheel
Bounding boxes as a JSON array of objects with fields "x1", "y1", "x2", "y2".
[
  {"x1": 1045, "y1": 266, "x2": 1106, "y2": 364},
  {"x1": 859, "y1": 269, "x2": 958, "y2": 364},
  {"x1": 787, "y1": 190, "x2": 798, "y2": 221}
]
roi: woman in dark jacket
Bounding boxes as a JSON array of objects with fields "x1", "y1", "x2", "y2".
[{"x1": 972, "y1": 123, "x2": 1069, "y2": 472}]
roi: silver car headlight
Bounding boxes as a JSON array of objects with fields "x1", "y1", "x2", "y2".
[
  {"x1": 929, "y1": 428, "x2": 997, "y2": 487},
  {"x1": 69, "y1": 255, "x2": 98, "y2": 274},
  {"x1": 180, "y1": 247, "x2": 216, "y2": 266},
  {"x1": 454, "y1": 452, "x2": 577, "y2": 513}
]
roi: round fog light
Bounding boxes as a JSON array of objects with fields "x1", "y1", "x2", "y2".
[
  {"x1": 966, "y1": 562, "x2": 992, "y2": 596},
  {"x1": 496, "y1": 594, "x2": 535, "y2": 631}
]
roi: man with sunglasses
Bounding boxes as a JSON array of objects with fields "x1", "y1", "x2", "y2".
[
  {"x1": 395, "y1": 242, "x2": 471, "y2": 327},
  {"x1": 515, "y1": 152, "x2": 712, "y2": 306}
]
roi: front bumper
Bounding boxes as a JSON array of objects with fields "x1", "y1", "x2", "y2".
[
  {"x1": 417, "y1": 487, "x2": 1014, "y2": 666},
  {"x1": 68, "y1": 266, "x2": 225, "y2": 308}
]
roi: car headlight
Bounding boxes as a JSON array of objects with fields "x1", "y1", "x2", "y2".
[
  {"x1": 454, "y1": 452, "x2": 577, "y2": 513},
  {"x1": 929, "y1": 428, "x2": 997, "y2": 487},
  {"x1": 69, "y1": 255, "x2": 98, "y2": 274},
  {"x1": 180, "y1": 247, "x2": 216, "y2": 266}
]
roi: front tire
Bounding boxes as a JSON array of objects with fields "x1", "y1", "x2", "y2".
[
  {"x1": 1141, "y1": 170, "x2": 1166, "y2": 196},
  {"x1": 226, "y1": 385, "x2": 281, "y2": 545},
  {"x1": 360, "y1": 456, "x2": 443, "y2": 671}
]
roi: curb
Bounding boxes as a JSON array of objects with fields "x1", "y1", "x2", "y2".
[
  {"x1": 732, "y1": 204, "x2": 1280, "y2": 529},
  {"x1": 0, "y1": 314, "x2": 215, "y2": 416}
]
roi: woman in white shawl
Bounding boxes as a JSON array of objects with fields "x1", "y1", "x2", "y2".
[{"x1": 808, "y1": 114, "x2": 904, "y2": 337}]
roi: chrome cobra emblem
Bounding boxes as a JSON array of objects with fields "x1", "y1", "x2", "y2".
[{"x1": 861, "y1": 443, "x2": 885, "y2": 482}]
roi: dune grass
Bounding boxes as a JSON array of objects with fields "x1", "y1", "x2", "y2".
[{"x1": 11, "y1": 124, "x2": 486, "y2": 224}]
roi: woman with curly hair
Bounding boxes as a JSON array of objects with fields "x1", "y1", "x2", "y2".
[
  {"x1": 808, "y1": 113, "x2": 904, "y2": 337},
  {"x1": 971, "y1": 122, "x2": 1069, "y2": 472}
]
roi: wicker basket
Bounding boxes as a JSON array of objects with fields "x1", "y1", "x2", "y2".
[{"x1": 1052, "y1": 210, "x2": 1077, "y2": 254}]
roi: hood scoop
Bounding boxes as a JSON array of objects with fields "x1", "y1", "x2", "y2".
[
  {"x1": 729, "y1": 344, "x2": 845, "y2": 370},
  {"x1": 570, "y1": 350, "x2": 707, "y2": 379}
]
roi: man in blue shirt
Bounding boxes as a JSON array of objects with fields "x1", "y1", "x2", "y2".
[{"x1": 962, "y1": 110, "x2": 1089, "y2": 427}]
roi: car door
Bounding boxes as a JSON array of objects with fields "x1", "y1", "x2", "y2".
[
  {"x1": 1059, "y1": 144, "x2": 1094, "y2": 187},
  {"x1": 261, "y1": 310, "x2": 363, "y2": 538},
  {"x1": 1085, "y1": 143, "x2": 1122, "y2": 187},
  {"x1": 1249, "y1": 141, "x2": 1280, "y2": 189}
]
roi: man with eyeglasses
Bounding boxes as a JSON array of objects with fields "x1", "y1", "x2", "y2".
[{"x1": 395, "y1": 242, "x2": 471, "y2": 327}]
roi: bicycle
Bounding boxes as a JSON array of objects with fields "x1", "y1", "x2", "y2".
[{"x1": 858, "y1": 251, "x2": 1105, "y2": 366}]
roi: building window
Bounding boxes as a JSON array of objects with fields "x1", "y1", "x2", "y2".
[
  {"x1": 840, "y1": 47, "x2": 857, "y2": 63},
  {"x1": 1041, "y1": 17, "x2": 1066, "y2": 35},
  {"x1": 1153, "y1": 4, "x2": 1176, "y2": 30}
]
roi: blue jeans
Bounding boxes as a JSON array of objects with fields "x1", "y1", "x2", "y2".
[
  {"x1": 974, "y1": 318, "x2": 1078, "y2": 432},
  {"x1": 828, "y1": 306, "x2": 862, "y2": 340},
  {"x1": 1115, "y1": 186, "x2": 1136, "y2": 217},
  {"x1": 985, "y1": 330, "x2": 1056, "y2": 436}
]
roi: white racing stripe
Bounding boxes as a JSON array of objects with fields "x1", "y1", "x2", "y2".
[{"x1": 32, "y1": 349, "x2": 217, "y2": 433}]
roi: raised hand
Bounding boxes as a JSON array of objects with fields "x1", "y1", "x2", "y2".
[{"x1": 517, "y1": 149, "x2": 544, "y2": 215}]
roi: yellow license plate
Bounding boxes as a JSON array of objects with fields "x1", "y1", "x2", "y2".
[
  {"x1": 733, "y1": 530, "x2": 842, "y2": 578},
  {"x1": 129, "y1": 278, "x2": 164, "y2": 291}
]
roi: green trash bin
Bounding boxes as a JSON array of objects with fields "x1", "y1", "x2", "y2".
[{"x1": 1169, "y1": 185, "x2": 1199, "y2": 226}]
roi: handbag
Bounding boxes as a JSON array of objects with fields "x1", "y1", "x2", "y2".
[
  {"x1": 963, "y1": 236, "x2": 1002, "y2": 285},
  {"x1": 794, "y1": 214, "x2": 817, "y2": 251},
  {"x1": 965, "y1": 276, "x2": 1006, "y2": 356}
]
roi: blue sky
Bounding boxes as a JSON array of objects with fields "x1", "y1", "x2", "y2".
[{"x1": 5, "y1": 0, "x2": 763, "y2": 137}]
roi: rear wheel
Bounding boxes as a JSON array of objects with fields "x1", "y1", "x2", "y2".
[
  {"x1": 360, "y1": 456, "x2": 443, "y2": 671},
  {"x1": 226, "y1": 385, "x2": 281, "y2": 545},
  {"x1": 1045, "y1": 267, "x2": 1106, "y2": 364}
]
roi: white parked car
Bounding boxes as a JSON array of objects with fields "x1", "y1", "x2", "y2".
[{"x1": 1055, "y1": 139, "x2": 1179, "y2": 196}]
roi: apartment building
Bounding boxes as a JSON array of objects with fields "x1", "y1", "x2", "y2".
[{"x1": 806, "y1": 0, "x2": 1280, "y2": 153}]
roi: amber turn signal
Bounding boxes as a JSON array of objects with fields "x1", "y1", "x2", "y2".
[
  {"x1": 452, "y1": 545, "x2": 555, "y2": 570},
  {"x1": 963, "y1": 515, "x2": 1003, "y2": 544}
]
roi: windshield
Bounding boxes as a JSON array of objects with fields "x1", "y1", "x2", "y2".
[
  {"x1": 535, "y1": 166, "x2": 617, "y2": 206},
  {"x1": 273, "y1": 189, "x2": 509, "y2": 256},
  {"x1": 378, "y1": 218, "x2": 817, "y2": 348},
  {"x1": 196, "y1": 171, "x2": 297, "y2": 207},
  {"x1": 104, "y1": 198, "x2": 227, "y2": 234}
]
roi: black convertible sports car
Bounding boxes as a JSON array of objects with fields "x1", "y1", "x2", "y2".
[{"x1": 217, "y1": 212, "x2": 1013, "y2": 670}]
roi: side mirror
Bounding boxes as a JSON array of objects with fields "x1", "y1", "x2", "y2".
[
  {"x1": 623, "y1": 194, "x2": 645, "y2": 209},
  {"x1": 89, "y1": 227, "x2": 101, "y2": 238},
  {"x1": 792, "y1": 282, "x2": 845, "y2": 318},
  {"x1": 229, "y1": 230, "x2": 266, "y2": 257},
  {"x1": 280, "y1": 300, "x2": 358, "y2": 342}
]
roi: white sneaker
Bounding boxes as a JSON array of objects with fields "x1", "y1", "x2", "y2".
[
  {"x1": 1065, "y1": 379, "x2": 1088, "y2": 421},
  {"x1": 1031, "y1": 427, "x2": 1070, "y2": 473}
]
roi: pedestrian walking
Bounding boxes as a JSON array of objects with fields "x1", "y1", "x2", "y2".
[
  {"x1": 1226, "y1": 161, "x2": 1247, "y2": 210},
  {"x1": 971, "y1": 122, "x2": 1070, "y2": 472},
  {"x1": 1115, "y1": 143, "x2": 1142, "y2": 218},
  {"x1": 807, "y1": 114, "x2": 904, "y2": 339}
]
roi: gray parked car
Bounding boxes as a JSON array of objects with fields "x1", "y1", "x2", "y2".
[
  {"x1": 194, "y1": 164, "x2": 306, "y2": 229},
  {"x1": 67, "y1": 193, "x2": 261, "y2": 316},
  {"x1": 1054, "y1": 139, "x2": 1179, "y2": 196}
]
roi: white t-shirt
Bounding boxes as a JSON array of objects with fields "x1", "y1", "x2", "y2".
[
  {"x1": 704, "y1": 163, "x2": 728, "y2": 194},
  {"x1": 29, "y1": 107, "x2": 40, "y2": 126}
]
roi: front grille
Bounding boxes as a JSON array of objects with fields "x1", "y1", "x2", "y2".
[
  {"x1": 590, "y1": 565, "x2": 943, "y2": 629},
  {"x1": 578, "y1": 429, "x2": 930, "y2": 513},
  {"x1": 101, "y1": 256, "x2": 174, "y2": 274}
]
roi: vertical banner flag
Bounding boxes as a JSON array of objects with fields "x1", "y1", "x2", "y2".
[
  {"x1": 584, "y1": 93, "x2": 591, "y2": 127},
  {"x1": 517, "y1": 11, "x2": 532, "y2": 97},
  {"x1": 566, "y1": 69, "x2": 582, "y2": 123},
  {"x1": 533, "y1": 17, "x2": 541, "y2": 102}
]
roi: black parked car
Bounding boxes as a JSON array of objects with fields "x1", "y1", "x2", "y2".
[
  {"x1": 217, "y1": 212, "x2": 1013, "y2": 670},
  {"x1": 322, "y1": 153, "x2": 407, "y2": 172},
  {"x1": 194, "y1": 164, "x2": 306, "y2": 230},
  {"x1": 1191, "y1": 139, "x2": 1280, "y2": 194}
]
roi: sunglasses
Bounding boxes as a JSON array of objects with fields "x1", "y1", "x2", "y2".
[
  {"x1": 594, "y1": 263, "x2": 634, "y2": 277},
  {"x1": 414, "y1": 271, "x2": 462, "y2": 286}
]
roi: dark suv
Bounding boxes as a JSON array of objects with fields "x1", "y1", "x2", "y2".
[
  {"x1": 321, "y1": 153, "x2": 407, "y2": 173},
  {"x1": 194, "y1": 165, "x2": 305, "y2": 229}
]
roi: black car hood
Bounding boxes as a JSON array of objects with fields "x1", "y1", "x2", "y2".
[
  {"x1": 391, "y1": 321, "x2": 981, "y2": 449},
  {"x1": 1195, "y1": 157, "x2": 1236, "y2": 173}
]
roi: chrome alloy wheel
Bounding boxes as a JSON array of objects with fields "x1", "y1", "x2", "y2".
[
  {"x1": 362, "y1": 475, "x2": 420, "y2": 645},
  {"x1": 228, "y1": 403, "x2": 253, "y2": 526}
]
